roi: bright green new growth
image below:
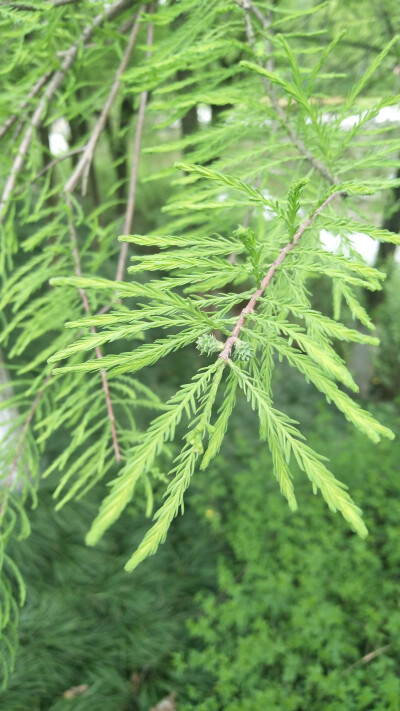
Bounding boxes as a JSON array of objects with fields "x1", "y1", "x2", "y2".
[
  {"x1": 54, "y1": 175, "x2": 393, "y2": 568},
  {"x1": 1, "y1": 0, "x2": 399, "y2": 684}
]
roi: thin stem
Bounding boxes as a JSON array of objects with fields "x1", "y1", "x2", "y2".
[
  {"x1": 53, "y1": 0, "x2": 82, "y2": 5},
  {"x1": 227, "y1": 174, "x2": 263, "y2": 265},
  {"x1": 116, "y1": 16, "x2": 154, "y2": 281},
  {"x1": 219, "y1": 191, "x2": 342, "y2": 361},
  {"x1": 301, "y1": 34, "x2": 384, "y2": 55},
  {"x1": 0, "y1": 0, "x2": 133, "y2": 221},
  {"x1": 0, "y1": 1, "x2": 39, "y2": 8},
  {"x1": 270, "y1": 92, "x2": 336, "y2": 184},
  {"x1": 1, "y1": 0, "x2": 84, "y2": 9},
  {"x1": 0, "y1": 71, "x2": 52, "y2": 141},
  {"x1": 64, "y1": 7, "x2": 144, "y2": 196},
  {"x1": 343, "y1": 644, "x2": 391, "y2": 674},
  {"x1": 66, "y1": 199, "x2": 121, "y2": 463},
  {"x1": 26, "y1": 148, "x2": 85, "y2": 188},
  {"x1": 0, "y1": 374, "x2": 52, "y2": 522},
  {"x1": 238, "y1": 0, "x2": 336, "y2": 185}
]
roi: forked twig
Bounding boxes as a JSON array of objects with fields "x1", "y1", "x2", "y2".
[
  {"x1": 98, "y1": 16, "x2": 153, "y2": 314},
  {"x1": 95, "y1": 17, "x2": 153, "y2": 320},
  {"x1": 12, "y1": 148, "x2": 86, "y2": 201},
  {"x1": 219, "y1": 191, "x2": 342, "y2": 360},
  {"x1": 0, "y1": 0, "x2": 133, "y2": 221},
  {"x1": 32, "y1": 147, "x2": 85, "y2": 183},
  {"x1": 238, "y1": 0, "x2": 336, "y2": 185}
]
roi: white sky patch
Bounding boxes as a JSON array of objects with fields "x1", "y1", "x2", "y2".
[
  {"x1": 305, "y1": 112, "x2": 334, "y2": 126},
  {"x1": 48, "y1": 117, "x2": 70, "y2": 156},
  {"x1": 339, "y1": 111, "x2": 368, "y2": 130},
  {"x1": 374, "y1": 105, "x2": 400, "y2": 124},
  {"x1": 261, "y1": 189, "x2": 276, "y2": 221},
  {"x1": 45, "y1": 104, "x2": 400, "y2": 266},
  {"x1": 342, "y1": 104, "x2": 400, "y2": 129},
  {"x1": 262, "y1": 205, "x2": 276, "y2": 221},
  {"x1": 320, "y1": 228, "x2": 380, "y2": 265},
  {"x1": 291, "y1": 103, "x2": 400, "y2": 265},
  {"x1": 306, "y1": 103, "x2": 400, "y2": 131},
  {"x1": 197, "y1": 104, "x2": 212, "y2": 124}
]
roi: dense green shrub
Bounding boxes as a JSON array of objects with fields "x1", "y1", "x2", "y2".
[{"x1": 175, "y1": 400, "x2": 400, "y2": 711}]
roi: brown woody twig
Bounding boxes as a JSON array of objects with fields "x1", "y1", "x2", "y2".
[
  {"x1": 32, "y1": 147, "x2": 85, "y2": 182},
  {"x1": 0, "y1": 71, "x2": 52, "y2": 141},
  {"x1": 219, "y1": 191, "x2": 342, "y2": 361},
  {"x1": 342, "y1": 644, "x2": 391, "y2": 674},
  {"x1": 97, "y1": 13, "x2": 153, "y2": 317},
  {"x1": 0, "y1": 0, "x2": 134, "y2": 492},
  {"x1": 116, "y1": 15, "x2": 154, "y2": 282},
  {"x1": 0, "y1": 0, "x2": 133, "y2": 221},
  {"x1": 66, "y1": 199, "x2": 121, "y2": 463},
  {"x1": 64, "y1": 7, "x2": 144, "y2": 196},
  {"x1": 1, "y1": 0, "x2": 83, "y2": 9},
  {"x1": 238, "y1": 0, "x2": 336, "y2": 185},
  {"x1": 98, "y1": 14, "x2": 153, "y2": 315}
]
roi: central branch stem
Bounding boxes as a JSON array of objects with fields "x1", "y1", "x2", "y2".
[{"x1": 219, "y1": 191, "x2": 342, "y2": 361}]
